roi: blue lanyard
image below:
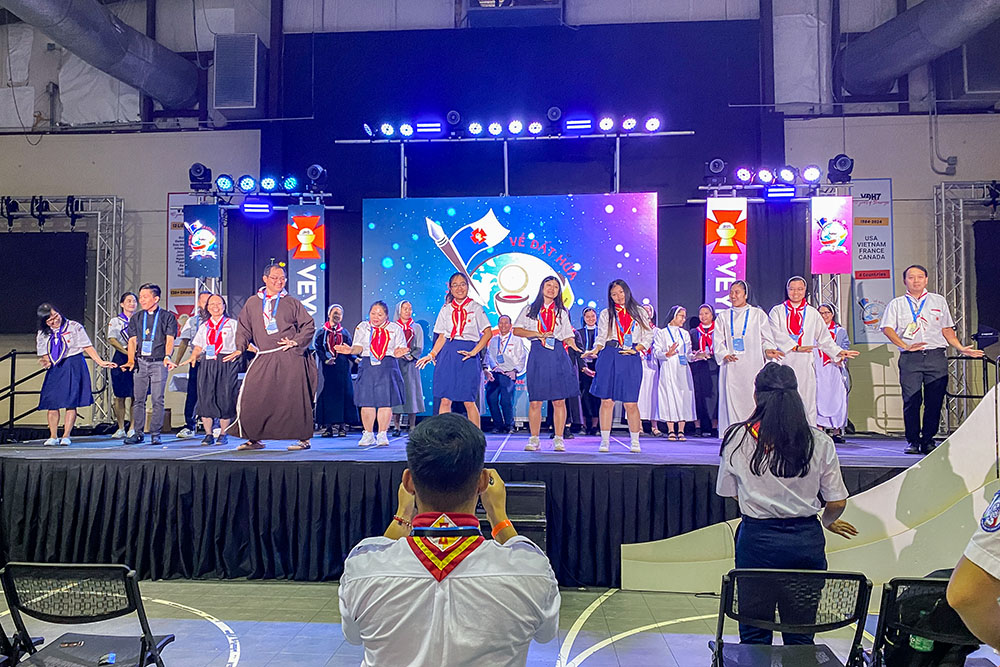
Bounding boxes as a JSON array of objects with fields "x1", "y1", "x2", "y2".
[
  {"x1": 666, "y1": 326, "x2": 687, "y2": 354},
  {"x1": 730, "y1": 308, "x2": 749, "y2": 337},
  {"x1": 264, "y1": 294, "x2": 281, "y2": 319},
  {"x1": 142, "y1": 309, "x2": 160, "y2": 342},
  {"x1": 906, "y1": 294, "x2": 927, "y2": 323},
  {"x1": 500, "y1": 333, "x2": 513, "y2": 355}
]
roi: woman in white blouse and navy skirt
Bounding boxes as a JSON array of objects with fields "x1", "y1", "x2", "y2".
[
  {"x1": 416, "y1": 273, "x2": 493, "y2": 428},
  {"x1": 106, "y1": 291, "x2": 137, "y2": 438},
  {"x1": 176, "y1": 294, "x2": 240, "y2": 446},
  {"x1": 716, "y1": 363, "x2": 858, "y2": 646},
  {"x1": 513, "y1": 276, "x2": 583, "y2": 453},
  {"x1": 35, "y1": 303, "x2": 115, "y2": 446},
  {"x1": 582, "y1": 279, "x2": 654, "y2": 454},
  {"x1": 336, "y1": 300, "x2": 409, "y2": 447}
]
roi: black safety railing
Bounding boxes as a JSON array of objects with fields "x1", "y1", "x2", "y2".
[{"x1": 0, "y1": 350, "x2": 45, "y2": 443}]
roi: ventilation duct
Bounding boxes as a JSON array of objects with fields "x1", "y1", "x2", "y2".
[
  {"x1": 839, "y1": 0, "x2": 1000, "y2": 96},
  {"x1": 0, "y1": 0, "x2": 199, "y2": 109}
]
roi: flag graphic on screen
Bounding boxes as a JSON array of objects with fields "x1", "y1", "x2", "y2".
[{"x1": 426, "y1": 208, "x2": 510, "y2": 301}]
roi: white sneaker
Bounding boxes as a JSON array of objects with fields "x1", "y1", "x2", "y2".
[
  {"x1": 43, "y1": 438, "x2": 59, "y2": 446},
  {"x1": 630, "y1": 442, "x2": 641, "y2": 453},
  {"x1": 213, "y1": 427, "x2": 222, "y2": 438},
  {"x1": 554, "y1": 437, "x2": 566, "y2": 452},
  {"x1": 59, "y1": 437, "x2": 71, "y2": 446},
  {"x1": 176, "y1": 427, "x2": 195, "y2": 439},
  {"x1": 524, "y1": 437, "x2": 540, "y2": 452},
  {"x1": 112, "y1": 428, "x2": 126, "y2": 439},
  {"x1": 376, "y1": 432, "x2": 390, "y2": 447},
  {"x1": 358, "y1": 431, "x2": 376, "y2": 447},
  {"x1": 126, "y1": 428, "x2": 136, "y2": 438},
  {"x1": 598, "y1": 441, "x2": 610, "y2": 453}
]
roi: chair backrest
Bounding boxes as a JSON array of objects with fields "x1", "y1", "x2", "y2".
[
  {"x1": 872, "y1": 577, "x2": 981, "y2": 660},
  {"x1": 0, "y1": 563, "x2": 138, "y2": 624}
]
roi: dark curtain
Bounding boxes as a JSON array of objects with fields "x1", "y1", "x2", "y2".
[
  {"x1": 745, "y1": 202, "x2": 810, "y2": 310},
  {"x1": 0, "y1": 457, "x2": 903, "y2": 587},
  {"x1": 974, "y1": 220, "x2": 1000, "y2": 336}
]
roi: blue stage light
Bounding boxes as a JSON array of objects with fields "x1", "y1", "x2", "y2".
[
  {"x1": 468, "y1": 122, "x2": 483, "y2": 136},
  {"x1": 260, "y1": 177, "x2": 277, "y2": 192},
  {"x1": 528, "y1": 121, "x2": 543, "y2": 135},
  {"x1": 242, "y1": 197, "x2": 273, "y2": 216},
  {"x1": 416, "y1": 122, "x2": 443, "y2": 134},
  {"x1": 215, "y1": 174, "x2": 234, "y2": 192},
  {"x1": 765, "y1": 184, "x2": 796, "y2": 199},
  {"x1": 565, "y1": 118, "x2": 593, "y2": 132},
  {"x1": 735, "y1": 167, "x2": 753, "y2": 184},
  {"x1": 778, "y1": 166, "x2": 797, "y2": 184},
  {"x1": 488, "y1": 122, "x2": 503, "y2": 136},
  {"x1": 237, "y1": 175, "x2": 257, "y2": 193},
  {"x1": 282, "y1": 176, "x2": 298, "y2": 192},
  {"x1": 621, "y1": 117, "x2": 637, "y2": 131},
  {"x1": 644, "y1": 117, "x2": 661, "y2": 132},
  {"x1": 380, "y1": 123, "x2": 394, "y2": 137},
  {"x1": 757, "y1": 168, "x2": 775, "y2": 184},
  {"x1": 363, "y1": 123, "x2": 374, "y2": 137},
  {"x1": 508, "y1": 120, "x2": 523, "y2": 135},
  {"x1": 802, "y1": 165, "x2": 822, "y2": 183},
  {"x1": 399, "y1": 123, "x2": 414, "y2": 137},
  {"x1": 599, "y1": 117, "x2": 615, "y2": 132}
]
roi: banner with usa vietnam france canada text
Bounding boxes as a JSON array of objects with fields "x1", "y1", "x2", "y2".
[{"x1": 850, "y1": 179, "x2": 895, "y2": 344}]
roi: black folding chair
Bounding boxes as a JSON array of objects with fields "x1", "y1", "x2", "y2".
[
  {"x1": 869, "y1": 577, "x2": 983, "y2": 667},
  {"x1": 709, "y1": 568, "x2": 872, "y2": 667},
  {"x1": 0, "y1": 616, "x2": 42, "y2": 666},
  {"x1": 0, "y1": 563, "x2": 174, "y2": 667}
]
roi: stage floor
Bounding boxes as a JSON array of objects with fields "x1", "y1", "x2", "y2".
[{"x1": 0, "y1": 431, "x2": 919, "y2": 468}]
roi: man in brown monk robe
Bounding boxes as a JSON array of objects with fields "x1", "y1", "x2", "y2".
[{"x1": 224, "y1": 263, "x2": 317, "y2": 451}]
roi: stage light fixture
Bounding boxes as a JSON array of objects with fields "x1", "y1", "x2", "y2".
[
  {"x1": 363, "y1": 123, "x2": 374, "y2": 137},
  {"x1": 488, "y1": 122, "x2": 503, "y2": 136},
  {"x1": 468, "y1": 122, "x2": 483, "y2": 136},
  {"x1": 766, "y1": 184, "x2": 796, "y2": 199},
  {"x1": 644, "y1": 117, "x2": 661, "y2": 132},
  {"x1": 237, "y1": 175, "x2": 257, "y2": 193},
  {"x1": 528, "y1": 121, "x2": 543, "y2": 135},
  {"x1": 508, "y1": 120, "x2": 523, "y2": 135},
  {"x1": 2, "y1": 196, "x2": 19, "y2": 229},
  {"x1": 416, "y1": 122, "x2": 443, "y2": 135},
  {"x1": 621, "y1": 117, "x2": 637, "y2": 131},
  {"x1": 828, "y1": 153, "x2": 854, "y2": 184},
  {"x1": 399, "y1": 123, "x2": 414, "y2": 137},
  {"x1": 65, "y1": 195, "x2": 82, "y2": 230},
  {"x1": 447, "y1": 110, "x2": 461, "y2": 126},
  {"x1": 599, "y1": 117, "x2": 615, "y2": 132},
  {"x1": 546, "y1": 106, "x2": 562, "y2": 122},
  {"x1": 705, "y1": 158, "x2": 727, "y2": 186},
  {"x1": 735, "y1": 167, "x2": 754, "y2": 184},
  {"x1": 801, "y1": 165, "x2": 822, "y2": 184},
  {"x1": 565, "y1": 118, "x2": 593, "y2": 132},
  {"x1": 757, "y1": 168, "x2": 775, "y2": 184},
  {"x1": 380, "y1": 123, "x2": 395, "y2": 137},
  {"x1": 306, "y1": 164, "x2": 328, "y2": 192},
  {"x1": 777, "y1": 166, "x2": 798, "y2": 184},
  {"x1": 282, "y1": 176, "x2": 299, "y2": 192},
  {"x1": 260, "y1": 177, "x2": 277, "y2": 192},
  {"x1": 31, "y1": 196, "x2": 49, "y2": 227},
  {"x1": 188, "y1": 162, "x2": 213, "y2": 191},
  {"x1": 215, "y1": 174, "x2": 234, "y2": 192},
  {"x1": 242, "y1": 197, "x2": 273, "y2": 216}
]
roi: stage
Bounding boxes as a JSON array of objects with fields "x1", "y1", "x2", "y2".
[{"x1": 0, "y1": 431, "x2": 915, "y2": 588}]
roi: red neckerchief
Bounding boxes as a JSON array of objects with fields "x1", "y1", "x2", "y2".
[
  {"x1": 749, "y1": 421, "x2": 761, "y2": 439},
  {"x1": 538, "y1": 302, "x2": 556, "y2": 334},
  {"x1": 450, "y1": 298, "x2": 470, "y2": 338},
  {"x1": 820, "y1": 321, "x2": 838, "y2": 366},
  {"x1": 406, "y1": 512, "x2": 485, "y2": 582},
  {"x1": 398, "y1": 318, "x2": 414, "y2": 347},
  {"x1": 324, "y1": 321, "x2": 344, "y2": 347},
  {"x1": 784, "y1": 300, "x2": 805, "y2": 345},
  {"x1": 369, "y1": 322, "x2": 390, "y2": 361},
  {"x1": 696, "y1": 322, "x2": 715, "y2": 353},
  {"x1": 206, "y1": 316, "x2": 227, "y2": 356},
  {"x1": 614, "y1": 304, "x2": 634, "y2": 346}
]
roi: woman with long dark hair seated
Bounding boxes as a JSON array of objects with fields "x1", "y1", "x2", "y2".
[{"x1": 716, "y1": 363, "x2": 858, "y2": 645}]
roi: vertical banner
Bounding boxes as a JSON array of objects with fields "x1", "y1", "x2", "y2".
[
  {"x1": 182, "y1": 204, "x2": 222, "y2": 278},
  {"x1": 166, "y1": 193, "x2": 198, "y2": 318},
  {"x1": 809, "y1": 196, "x2": 853, "y2": 274},
  {"x1": 287, "y1": 204, "x2": 327, "y2": 330},
  {"x1": 850, "y1": 179, "x2": 895, "y2": 343},
  {"x1": 704, "y1": 197, "x2": 748, "y2": 309}
]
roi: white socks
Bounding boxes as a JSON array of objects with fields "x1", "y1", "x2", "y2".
[{"x1": 600, "y1": 430, "x2": 611, "y2": 444}]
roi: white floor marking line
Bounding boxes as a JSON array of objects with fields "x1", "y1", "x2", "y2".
[
  {"x1": 610, "y1": 436, "x2": 633, "y2": 452},
  {"x1": 568, "y1": 613, "x2": 716, "y2": 667},
  {"x1": 558, "y1": 588, "x2": 617, "y2": 666},
  {"x1": 146, "y1": 597, "x2": 241, "y2": 667},
  {"x1": 490, "y1": 434, "x2": 512, "y2": 463}
]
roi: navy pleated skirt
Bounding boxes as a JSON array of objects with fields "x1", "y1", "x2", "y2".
[
  {"x1": 196, "y1": 358, "x2": 240, "y2": 419},
  {"x1": 526, "y1": 340, "x2": 580, "y2": 402},
  {"x1": 354, "y1": 356, "x2": 406, "y2": 408},
  {"x1": 432, "y1": 339, "x2": 482, "y2": 402},
  {"x1": 589, "y1": 343, "x2": 642, "y2": 403},
  {"x1": 110, "y1": 350, "x2": 133, "y2": 398},
  {"x1": 38, "y1": 354, "x2": 93, "y2": 410}
]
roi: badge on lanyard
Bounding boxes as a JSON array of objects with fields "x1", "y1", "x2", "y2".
[
  {"x1": 264, "y1": 295, "x2": 281, "y2": 335},
  {"x1": 668, "y1": 326, "x2": 687, "y2": 365},
  {"x1": 205, "y1": 347, "x2": 217, "y2": 360},
  {"x1": 544, "y1": 336, "x2": 556, "y2": 349},
  {"x1": 731, "y1": 309, "x2": 748, "y2": 353},
  {"x1": 733, "y1": 338, "x2": 745, "y2": 352},
  {"x1": 902, "y1": 295, "x2": 926, "y2": 340},
  {"x1": 622, "y1": 333, "x2": 633, "y2": 349},
  {"x1": 679, "y1": 354, "x2": 688, "y2": 366}
]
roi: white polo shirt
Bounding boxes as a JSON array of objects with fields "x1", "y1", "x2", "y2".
[
  {"x1": 339, "y1": 520, "x2": 560, "y2": 667},
  {"x1": 881, "y1": 291, "x2": 954, "y2": 351},
  {"x1": 36, "y1": 320, "x2": 93, "y2": 358},
  {"x1": 432, "y1": 299, "x2": 492, "y2": 343},
  {"x1": 514, "y1": 304, "x2": 576, "y2": 342},
  {"x1": 487, "y1": 331, "x2": 528, "y2": 374},
  {"x1": 353, "y1": 321, "x2": 407, "y2": 359},
  {"x1": 717, "y1": 426, "x2": 849, "y2": 519},
  {"x1": 965, "y1": 490, "x2": 1000, "y2": 580}
]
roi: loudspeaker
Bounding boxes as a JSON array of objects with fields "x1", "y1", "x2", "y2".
[{"x1": 213, "y1": 33, "x2": 266, "y2": 119}]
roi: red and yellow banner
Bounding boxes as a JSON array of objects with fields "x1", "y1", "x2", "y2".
[{"x1": 704, "y1": 197, "x2": 748, "y2": 309}]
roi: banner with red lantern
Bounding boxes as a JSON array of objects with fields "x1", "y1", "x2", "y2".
[
  {"x1": 287, "y1": 204, "x2": 327, "y2": 330},
  {"x1": 704, "y1": 197, "x2": 748, "y2": 309}
]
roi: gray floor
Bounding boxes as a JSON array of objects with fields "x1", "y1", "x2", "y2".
[{"x1": 3, "y1": 579, "x2": 996, "y2": 666}]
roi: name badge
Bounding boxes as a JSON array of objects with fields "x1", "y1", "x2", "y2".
[
  {"x1": 902, "y1": 322, "x2": 919, "y2": 340},
  {"x1": 265, "y1": 320, "x2": 279, "y2": 335},
  {"x1": 369, "y1": 355, "x2": 382, "y2": 367},
  {"x1": 497, "y1": 353, "x2": 505, "y2": 364},
  {"x1": 733, "y1": 338, "x2": 745, "y2": 352},
  {"x1": 679, "y1": 355, "x2": 688, "y2": 366},
  {"x1": 545, "y1": 336, "x2": 556, "y2": 349},
  {"x1": 205, "y1": 347, "x2": 217, "y2": 360},
  {"x1": 140, "y1": 340, "x2": 153, "y2": 356},
  {"x1": 623, "y1": 333, "x2": 633, "y2": 349}
]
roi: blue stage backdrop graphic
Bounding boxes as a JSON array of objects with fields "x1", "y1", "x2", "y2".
[{"x1": 362, "y1": 193, "x2": 659, "y2": 414}]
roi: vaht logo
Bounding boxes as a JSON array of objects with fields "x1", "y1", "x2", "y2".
[{"x1": 859, "y1": 193, "x2": 882, "y2": 201}]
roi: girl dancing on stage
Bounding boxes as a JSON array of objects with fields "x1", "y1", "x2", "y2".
[
  {"x1": 35, "y1": 303, "x2": 116, "y2": 446},
  {"x1": 416, "y1": 273, "x2": 493, "y2": 428},
  {"x1": 107, "y1": 291, "x2": 137, "y2": 438},
  {"x1": 336, "y1": 300, "x2": 409, "y2": 446},
  {"x1": 391, "y1": 300, "x2": 425, "y2": 436},
  {"x1": 582, "y1": 279, "x2": 653, "y2": 453},
  {"x1": 513, "y1": 276, "x2": 583, "y2": 452},
  {"x1": 653, "y1": 305, "x2": 696, "y2": 441}
]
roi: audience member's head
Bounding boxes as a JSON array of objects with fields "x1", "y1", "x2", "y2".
[{"x1": 404, "y1": 413, "x2": 488, "y2": 513}]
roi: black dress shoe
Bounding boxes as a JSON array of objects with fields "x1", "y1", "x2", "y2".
[
  {"x1": 923, "y1": 441, "x2": 938, "y2": 454},
  {"x1": 548, "y1": 431, "x2": 555, "y2": 439},
  {"x1": 391, "y1": 427, "x2": 401, "y2": 437},
  {"x1": 322, "y1": 427, "x2": 334, "y2": 438},
  {"x1": 832, "y1": 434, "x2": 846, "y2": 444},
  {"x1": 904, "y1": 443, "x2": 922, "y2": 455},
  {"x1": 337, "y1": 426, "x2": 347, "y2": 437},
  {"x1": 693, "y1": 429, "x2": 704, "y2": 438},
  {"x1": 564, "y1": 431, "x2": 575, "y2": 440}
]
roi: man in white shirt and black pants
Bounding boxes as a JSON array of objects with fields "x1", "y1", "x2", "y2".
[
  {"x1": 881, "y1": 265, "x2": 983, "y2": 455},
  {"x1": 485, "y1": 315, "x2": 528, "y2": 434}
]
